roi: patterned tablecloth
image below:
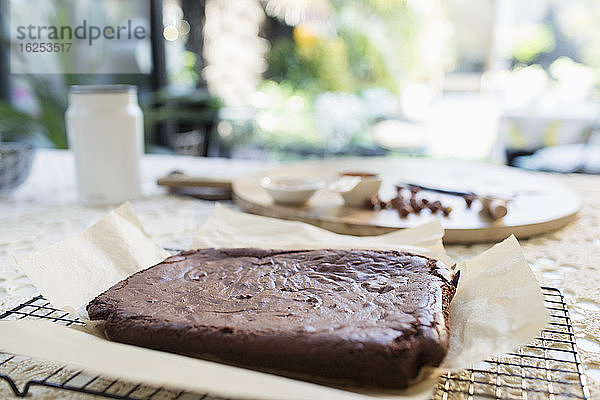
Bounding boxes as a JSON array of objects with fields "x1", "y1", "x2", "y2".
[{"x1": 0, "y1": 149, "x2": 598, "y2": 399}]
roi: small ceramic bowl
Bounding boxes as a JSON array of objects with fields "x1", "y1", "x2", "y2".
[
  {"x1": 331, "y1": 171, "x2": 382, "y2": 207},
  {"x1": 261, "y1": 176, "x2": 324, "y2": 206}
]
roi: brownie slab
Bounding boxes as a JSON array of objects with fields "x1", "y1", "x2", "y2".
[{"x1": 87, "y1": 248, "x2": 458, "y2": 388}]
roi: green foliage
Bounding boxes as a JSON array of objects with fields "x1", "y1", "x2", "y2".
[
  {"x1": 306, "y1": 37, "x2": 355, "y2": 92},
  {"x1": 253, "y1": 80, "x2": 321, "y2": 148},
  {"x1": 0, "y1": 75, "x2": 69, "y2": 148},
  {"x1": 1, "y1": 2, "x2": 76, "y2": 148},
  {"x1": 265, "y1": 1, "x2": 421, "y2": 95},
  {"x1": 512, "y1": 24, "x2": 556, "y2": 64},
  {"x1": 0, "y1": 101, "x2": 43, "y2": 139},
  {"x1": 340, "y1": 29, "x2": 398, "y2": 93},
  {"x1": 267, "y1": 38, "x2": 317, "y2": 92},
  {"x1": 267, "y1": 37, "x2": 355, "y2": 93},
  {"x1": 145, "y1": 88, "x2": 222, "y2": 126},
  {"x1": 258, "y1": 0, "x2": 425, "y2": 154},
  {"x1": 170, "y1": 51, "x2": 200, "y2": 86}
]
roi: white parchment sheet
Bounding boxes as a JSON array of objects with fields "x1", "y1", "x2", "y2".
[{"x1": 4, "y1": 203, "x2": 549, "y2": 400}]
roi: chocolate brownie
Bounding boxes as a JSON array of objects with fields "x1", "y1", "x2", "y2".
[{"x1": 87, "y1": 248, "x2": 458, "y2": 388}]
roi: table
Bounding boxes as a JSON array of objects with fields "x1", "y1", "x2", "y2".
[{"x1": 0, "y1": 149, "x2": 598, "y2": 399}]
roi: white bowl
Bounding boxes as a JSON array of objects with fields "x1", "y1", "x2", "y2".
[
  {"x1": 261, "y1": 176, "x2": 324, "y2": 206},
  {"x1": 329, "y1": 172, "x2": 382, "y2": 208}
]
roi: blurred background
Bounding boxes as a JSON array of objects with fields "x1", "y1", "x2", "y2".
[{"x1": 2, "y1": 0, "x2": 600, "y2": 172}]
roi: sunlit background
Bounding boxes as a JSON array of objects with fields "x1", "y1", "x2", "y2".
[{"x1": 2, "y1": 0, "x2": 600, "y2": 171}]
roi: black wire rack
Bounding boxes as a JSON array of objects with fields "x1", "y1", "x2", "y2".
[{"x1": 0, "y1": 286, "x2": 591, "y2": 400}]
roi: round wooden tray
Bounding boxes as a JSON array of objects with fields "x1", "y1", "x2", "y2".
[{"x1": 233, "y1": 157, "x2": 581, "y2": 243}]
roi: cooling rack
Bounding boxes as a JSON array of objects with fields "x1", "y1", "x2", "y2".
[{"x1": 0, "y1": 286, "x2": 590, "y2": 399}]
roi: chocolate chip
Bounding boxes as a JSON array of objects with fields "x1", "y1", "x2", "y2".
[
  {"x1": 463, "y1": 194, "x2": 475, "y2": 208},
  {"x1": 409, "y1": 198, "x2": 423, "y2": 214},
  {"x1": 428, "y1": 200, "x2": 442, "y2": 213},
  {"x1": 365, "y1": 195, "x2": 385, "y2": 210},
  {"x1": 390, "y1": 196, "x2": 403, "y2": 209},
  {"x1": 365, "y1": 198, "x2": 376, "y2": 209},
  {"x1": 398, "y1": 204, "x2": 412, "y2": 218}
]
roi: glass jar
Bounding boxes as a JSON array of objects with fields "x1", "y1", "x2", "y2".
[{"x1": 66, "y1": 85, "x2": 143, "y2": 205}]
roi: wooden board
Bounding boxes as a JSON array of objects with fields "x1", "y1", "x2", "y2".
[{"x1": 232, "y1": 157, "x2": 581, "y2": 244}]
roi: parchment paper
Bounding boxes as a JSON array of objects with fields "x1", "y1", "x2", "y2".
[
  {"x1": 191, "y1": 204, "x2": 451, "y2": 263},
  {"x1": 6, "y1": 203, "x2": 549, "y2": 400},
  {"x1": 15, "y1": 203, "x2": 170, "y2": 312}
]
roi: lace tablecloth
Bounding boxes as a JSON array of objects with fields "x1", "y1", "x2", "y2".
[{"x1": 0, "y1": 149, "x2": 598, "y2": 399}]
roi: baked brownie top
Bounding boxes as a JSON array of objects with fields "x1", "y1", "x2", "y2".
[{"x1": 87, "y1": 248, "x2": 457, "y2": 387}]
